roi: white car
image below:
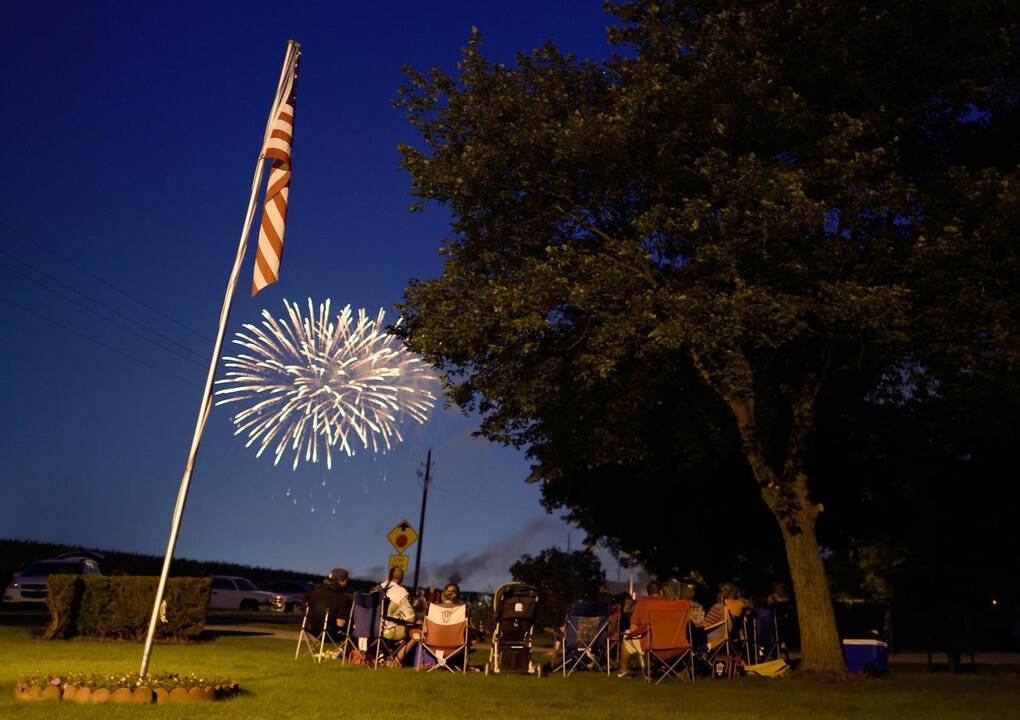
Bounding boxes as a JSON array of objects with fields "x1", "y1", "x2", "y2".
[
  {"x1": 258, "y1": 579, "x2": 315, "y2": 613},
  {"x1": 208, "y1": 575, "x2": 285, "y2": 612},
  {"x1": 3, "y1": 558, "x2": 102, "y2": 604}
]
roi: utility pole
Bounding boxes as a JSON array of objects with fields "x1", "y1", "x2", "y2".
[{"x1": 412, "y1": 448, "x2": 431, "y2": 598}]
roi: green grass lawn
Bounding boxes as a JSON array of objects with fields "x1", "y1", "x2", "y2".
[{"x1": 2, "y1": 626, "x2": 1018, "y2": 719}]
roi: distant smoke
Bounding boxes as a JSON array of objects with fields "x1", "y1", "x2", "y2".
[{"x1": 426, "y1": 516, "x2": 563, "y2": 588}]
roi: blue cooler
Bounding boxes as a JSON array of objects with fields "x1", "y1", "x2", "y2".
[{"x1": 842, "y1": 639, "x2": 889, "y2": 675}]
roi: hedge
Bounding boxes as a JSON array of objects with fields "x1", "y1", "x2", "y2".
[{"x1": 45, "y1": 576, "x2": 210, "y2": 641}]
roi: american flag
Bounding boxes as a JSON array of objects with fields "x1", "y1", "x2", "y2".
[{"x1": 252, "y1": 51, "x2": 300, "y2": 297}]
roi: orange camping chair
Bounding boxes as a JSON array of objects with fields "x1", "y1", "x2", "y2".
[
  {"x1": 644, "y1": 600, "x2": 695, "y2": 684},
  {"x1": 416, "y1": 602, "x2": 469, "y2": 672}
]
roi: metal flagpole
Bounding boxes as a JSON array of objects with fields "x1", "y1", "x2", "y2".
[
  {"x1": 411, "y1": 448, "x2": 431, "y2": 599},
  {"x1": 139, "y1": 40, "x2": 301, "y2": 678}
]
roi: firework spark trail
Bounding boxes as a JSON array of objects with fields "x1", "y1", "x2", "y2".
[{"x1": 215, "y1": 298, "x2": 436, "y2": 470}]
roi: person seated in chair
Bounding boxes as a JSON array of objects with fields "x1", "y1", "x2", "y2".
[
  {"x1": 374, "y1": 566, "x2": 417, "y2": 666},
  {"x1": 438, "y1": 582, "x2": 463, "y2": 606},
  {"x1": 768, "y1": 581, "x2": 791, "y2": 605},
  {"x1": 704, "y1": 582, "x2": 751, "y2": 645},
  {"x1": 617, "y1": 580, "x2": 672, "y2": 677},
  {"x1": 679, "y1": 583, "x2": 706, "y2": 629},
  {"x1": 306, "y1": 568, "x2": 350, "y2": 642},
  {"x1": 436, "y1": 582, "x2": 482, "y2": 645}
]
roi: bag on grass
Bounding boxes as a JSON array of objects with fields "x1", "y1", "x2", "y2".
[
  {"x1": 744, "y1": 659, "x2": 790, "y2": 678},
  {"x1": 712, "y1": 654, "x2": 744, "y2": 679}
]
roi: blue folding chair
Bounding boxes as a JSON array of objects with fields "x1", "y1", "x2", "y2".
[
  {"x1": 751, "y1": 607, "x2": 781, "y2": 663},
  {"x1": 342, "y1": 591, "x2": 384, "y2": 668},
  {"x1": 556, "y1": 602, "x2": 612, "y2": 676}
]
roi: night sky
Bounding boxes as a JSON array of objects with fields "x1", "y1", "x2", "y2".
[{"x1": 1, "y1": 1, "x2": 628, "y2": 589}]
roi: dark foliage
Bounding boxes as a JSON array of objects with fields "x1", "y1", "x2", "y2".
[
  {"x1": 510, "y1": 547, "x2": 605, "y2": 629},
  {"x1": 44, "y1": 575, "x2": 210, "y2": 641},
  {"x1": 395, "y1": 0, "x2": 1020, "y2": 673}
]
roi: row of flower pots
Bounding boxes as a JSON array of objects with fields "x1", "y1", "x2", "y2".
[{"x1": 15, "y1": 676, "x2": 239, "y2": 704}]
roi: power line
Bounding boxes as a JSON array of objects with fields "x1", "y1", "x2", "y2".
[
  {"x1": 4, "y1": 295, "x2": 202, "y2": 389},
  {"x1": 418, "y1": 471, "x2": 540, "y2": 513},
  {"x1": 0, "y1": 260, "x2": 208, "y2": 370},
  {"x1": 0, "y1": 220, "x2": 214, "y2": 343},
  {"x1": 0, "y1": 247, "x2": 209, "y2": 363}
]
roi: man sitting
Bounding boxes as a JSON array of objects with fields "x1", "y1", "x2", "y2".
[
  {"x1": 306, "y1": 568, "x2": 350, "y2": 642},
  {"x1": 373, "y1": 566, "x2": 417, "y2": 666},
  {"x1": 617, "y1": 580, "x2": 672, "y2": 677}
]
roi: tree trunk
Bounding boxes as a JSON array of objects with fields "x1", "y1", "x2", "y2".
[
  {"x1": 692, "y1": 351, "x2": 849, "y2": 677},
  {"x1": 777, "y1": 503, "x2": 849, "y2": 678}
]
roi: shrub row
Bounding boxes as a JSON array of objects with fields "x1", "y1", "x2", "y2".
[{"x1": 44, "y1": 576, "x2": 210, "y2": 641}]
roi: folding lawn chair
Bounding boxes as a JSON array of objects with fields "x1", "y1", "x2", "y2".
[
  {"x1": 342, "y1": 591, "x2": 385, "y2": 667},
  {"x1": 750, "y1": 606, "x2": 781, "y2": 663},
  {"x1": 606, "y1": 604, "x2": 622, "y2": 672},
  {"x1": 416, "y1": 602, "x2": 469, "y2": 672},
  {"x1": 704, "y1": 599, "x2": 752, "y2": 668},
  {"x1": 644, "y1": 600, "x2": 694, "y2": 684},
  {"x1": 294, "y1": 606, "x2": 342, "y2": 663},
  {"x1": 556, "y1": 602, "x2": 612, "y2": 676}
]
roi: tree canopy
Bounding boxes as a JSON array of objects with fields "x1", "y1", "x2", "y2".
[
  {"x1": 510, "y1": 547, "x2": 605, "y2": 629},
  {"x1": 396, "y1": 1, "x2": 1020, "y2": 675}
]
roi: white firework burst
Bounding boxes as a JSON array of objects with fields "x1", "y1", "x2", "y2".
[{"x1": 214, "y1": 298, "x2": 436, "y2": 470}]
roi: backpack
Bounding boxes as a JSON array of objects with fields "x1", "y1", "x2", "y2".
[{"x1": 712, "y1": 654, "x2": 744, "y2": 679}]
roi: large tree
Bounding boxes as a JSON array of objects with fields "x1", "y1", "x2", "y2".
[
  {"x1": 510, "y1": 547, "x2": 605, "y2": 630},
  {"x1": 395, "y1": 1, "x2": 1019, "y2": 675}
]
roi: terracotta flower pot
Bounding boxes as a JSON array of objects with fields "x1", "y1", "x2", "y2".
[
  {"x1": 71, "y1": 687, "x2": 92, "y2": 704},
  {"x1": 62, "y1": 685, "x2": 77, "y2": 702},
  {"x1": 168, "y1": 687, "x2": 191, "y2": 703},
  {"x1": 110, "y1": 688, "x2": 134, "y2": 704},
  {"x1": 40, "y1": 686, "x2": 61, "y2": 701},
  {"x1": 187, "y1": 687, "x2": 211, "y2": 702},
  {"x1": 133, "y1": 686, "x2": 154, "y2": 704},
  {"x1": 25, "y1": 686, "x2": 42, "y2": 700},
  {"x1": 202, "y1": 686, "x2": 217, "y2": 701},
  {"x1": 154, "y1": 687, "x2": 169, "y2": 704},
  {"x1": 90, "y1": 688, "x2": 111, "y2": 703}
]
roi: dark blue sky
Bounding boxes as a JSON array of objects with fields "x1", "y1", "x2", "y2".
[{"x1": 1, "y1": 1, "x2": 629, "y2": 589}]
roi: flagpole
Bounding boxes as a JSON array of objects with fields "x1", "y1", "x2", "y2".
[{"x1": 139, "y1": 39, "x2": 300, "y2": 678}]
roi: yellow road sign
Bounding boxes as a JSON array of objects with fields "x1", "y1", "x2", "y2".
[
  {"x1": 387, "y1": 519, "x2": 418, "y2": 553},
  {"x1": 388, "y1": 554, "x2": 410, "y2": 572}
]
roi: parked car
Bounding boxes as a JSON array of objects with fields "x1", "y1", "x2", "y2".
[
  {"x1": 2, "y1": 557, "x2": 102, "y2": 604},
  {"x1": 54, "y1": 550, "x2": 105, "y2": 562},
  {"x1": 257, "y1": 579, "x2": 315, "y2": 613},
  {"x1": 208, "y1": 575, "x2": 285, "y2": 612}
]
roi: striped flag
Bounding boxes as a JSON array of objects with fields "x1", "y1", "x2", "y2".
[{"x1": 252, "y1": 53, "x2": 300, "y2": 297}]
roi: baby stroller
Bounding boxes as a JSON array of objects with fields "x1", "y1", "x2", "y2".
[{"x1": 485, "y1": 582, "x2": 541, "y2": 676}]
